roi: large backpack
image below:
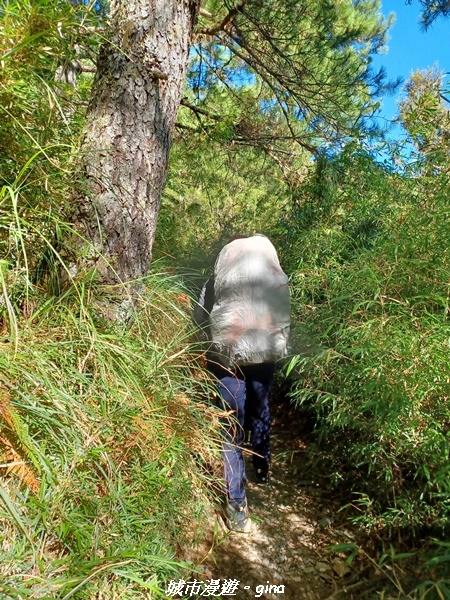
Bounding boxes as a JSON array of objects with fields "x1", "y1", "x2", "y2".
[{"x1": 209, "y1": 235, "x2": 290, "y2": 368}]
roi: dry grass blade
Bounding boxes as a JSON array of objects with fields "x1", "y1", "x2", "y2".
[{"x1": 0, "y1": 385, "x2": 40, "y2": 494}]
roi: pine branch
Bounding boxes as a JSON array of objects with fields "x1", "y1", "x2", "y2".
[
  {"x1": 180, "y1": 99, "x2": 221, "y2": 120},
  {"x1": 197, "y1": 2, "x2": 247, "y2": 36}
]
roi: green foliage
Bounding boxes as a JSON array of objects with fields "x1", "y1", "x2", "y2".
[
  {"x1": 195, "y1": 0, "x2": 396, "y2": 150},
  {"x1": 158, "y1": 0, "x2": 399, "y2": 265},
  {"x1": 0, "y1": 108, "x2": 219, "y2": 600},
  {"x1": 410, "y1": 0, "x2": 450, "y2": 29},
  {"x1": 4, "y1": 0, "x2": 450, "y2": 596},
  {"x1": 0, "y1": 0, "x2": 97, "y2": 176},
  {"x1": 158, "y1": 126, "x2": 298, "y2": 266},
  {"x1": 0, "y1": 263, "x2": 219, "y2": 598},
  {"x1": 0, "y1": 0, "x2": 99, "y2": 279},
  {"x1": 286, "y1": 142, "x2": 450, "y2": 537},
  {"x1": 399, "y1": 67, "x2": 450, "y2": 163}
]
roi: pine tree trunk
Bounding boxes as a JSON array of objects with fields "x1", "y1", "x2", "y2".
[{"x1": 73, "y1": 0, "x2": 199, "y2": 287}]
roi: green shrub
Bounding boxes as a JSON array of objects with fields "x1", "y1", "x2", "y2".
[
  {"x1": 286, "y1": 146, "x2": 450, "y2": 535},
  {"x1": 0, "y1": 267, "x2": 219, "y2": 599}
]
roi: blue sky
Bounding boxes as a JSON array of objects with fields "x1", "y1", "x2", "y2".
[{"x1": 371, "y1": 0, "x2": 450, "y2": 131}]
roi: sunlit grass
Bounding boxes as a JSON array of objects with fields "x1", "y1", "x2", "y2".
[{"x1": 0, "y1": 266, "x2": 221, "y2": 599}]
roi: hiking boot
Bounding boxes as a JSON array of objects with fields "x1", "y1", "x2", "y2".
[
  {"x1": 254, "y1": 459, "x2": 270, "y2": 484},
  {"x1": 255, "y1": 467, "x2": 269, "y2": 484},
  {"x1": 224, "y1": 498, "x2": 251, "y2": 533}
]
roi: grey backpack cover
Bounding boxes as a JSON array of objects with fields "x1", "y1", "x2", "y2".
[{"x1": 210, "y1": 235, "x2": 290, "y2": 368}]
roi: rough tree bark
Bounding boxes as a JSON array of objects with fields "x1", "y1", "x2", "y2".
[{"x1": 72, "y1": 0, "x2": 200, "y2": 288}]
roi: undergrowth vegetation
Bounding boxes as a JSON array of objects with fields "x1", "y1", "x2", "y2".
[
  {"x1": 0, "y1": 267, "x2": 219, "y2": 599},
  {"x1": 0, "y1": 3, "x2": 220, "y2": 598},
  {"x1": 281, "y1": 145, "x2": 450, "y2": 591}
]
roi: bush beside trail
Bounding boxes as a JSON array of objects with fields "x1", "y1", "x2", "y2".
[
  {"x1": 0, "y1": 269, "x2": 219, "y2": 599},
  {"x1": 282, "y1": 148, "x2": 450, "y2": 543}
]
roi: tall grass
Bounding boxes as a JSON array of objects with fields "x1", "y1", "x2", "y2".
[
  {"x1": 274, "y1": 145, "x2": 450, "y2": 595},
  {"x1": 0, "y1": 253, "x2": 220, "y2": 598},
  {"x1": 283, "y1": 147, "x2": 450, "y2": 536},
  {"x1": 0, "y1": 158, "x2": 220, "y2": 600}
]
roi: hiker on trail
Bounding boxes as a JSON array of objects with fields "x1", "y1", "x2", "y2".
[{"x1": 194, "y1": 234, "x2": 290, "y2": 532}]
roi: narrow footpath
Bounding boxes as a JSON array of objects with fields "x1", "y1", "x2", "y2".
[{"x1": 182, "y1": 402, "x2": 365, "y2": 600}]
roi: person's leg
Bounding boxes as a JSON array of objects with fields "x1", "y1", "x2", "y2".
[
  {"x1": 215, "y1": 369, "x2": 247, "y2": 504},
  {"x1": 243, "y1": 363, "x2": 275, "y2": 480}
]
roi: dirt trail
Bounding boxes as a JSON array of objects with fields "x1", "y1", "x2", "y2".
[{"x1": 183, "y1": 403, "x2": 359, "y2": 600}]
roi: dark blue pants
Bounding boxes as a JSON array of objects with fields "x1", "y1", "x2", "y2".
[{"x1": 211, "y1": 362, "x2": 274, "y2": 504}]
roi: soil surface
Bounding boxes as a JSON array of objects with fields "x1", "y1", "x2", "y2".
[{"x1": 180, "y1": 402, "x2": 365, "y2": 600}]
